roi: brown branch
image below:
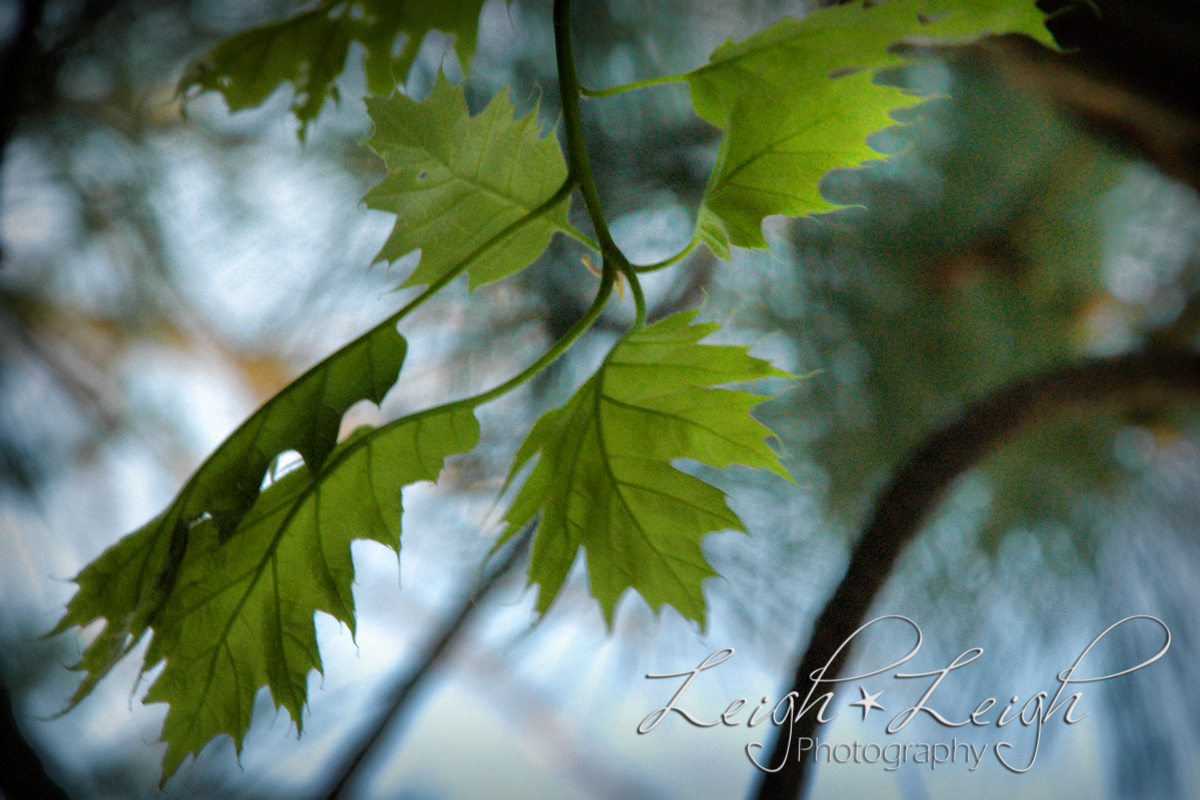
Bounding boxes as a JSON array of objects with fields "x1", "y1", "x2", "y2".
[
  {"x1": 994, "y1": 37, "x2": 1200, "y2": 191},
  {"x1": 751, "y1": 349, "x2": 1200, "y2": 800}
]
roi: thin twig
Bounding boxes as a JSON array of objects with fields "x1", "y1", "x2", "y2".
[{"x1": 321, "y1": 521, "x2": 535, "y2": 800}]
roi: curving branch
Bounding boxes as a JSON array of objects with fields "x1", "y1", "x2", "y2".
[
  {"x1": 0, "y1": 681, "x2": 70, "y2": 800},
  {"x1": 751, "y1": 349, "x2": 1200, "y2": 800}
]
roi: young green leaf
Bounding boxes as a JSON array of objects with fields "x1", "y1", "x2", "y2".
[
  {"x1": 690, "y1": 0, "x2": 1057, "y2": 249},
  {"x1": 702, "y1": 72, "x2": 904, "y2": 250},
  {"x1": 141, "y1": 408, "x2": 477, "y2": 780},
  {"x1": 178, "y1": 0, "x2": 494, "y2": 137},
  {"x1": 364, "y1": 73, "x2": 571, "y2": 290},
  {"x1": 48, "y1": 510, "x2": 185, "y2": 709},
  {"x1": 504, "y1": 311, "x2": 791, "y2": 626},
  {"x1": 688, "y1": 0, "x2": 1055, "y2": 127},
  {"x1": 51, "y1": 321, "x2": 406, "y2": 703}
]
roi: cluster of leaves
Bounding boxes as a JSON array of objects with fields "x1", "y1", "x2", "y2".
[{"x1": 54, "y1": 0, "x2": 1058, "y2": 781}]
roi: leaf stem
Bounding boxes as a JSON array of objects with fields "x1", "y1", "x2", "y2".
[
  {"x1": 385, "y1": 178, "x2": 580, "y2": 327},
  {"x1": 553, "y1": 0, "x2": 646, "y2": 327},
  {"x1": 177, "y1": 177, "x2": 575, "y2": 507},
  {"x1": 316, "y1": 268, "x2": 616, "y2": 485},
  {"x1": 580, "y1": 72, "x2": 688, "y2": 98},
  {"x1": 170, "y1": 177, "x2": 580, "y2": 524},
  {"x1": 471, "y1": 273, "x2": 616, "y2": 407},
  {"x1": 227, "y1": 269, "x2": 615, "y2": 653},
  {"x1": 634, "y1": 235, "x2": 699, "y2": 272},
  {"x1": 558, "y1": 222, "x2": 601, "y2": 253},
  {"x1": 94, "y1": 178, "x2": 584, "y2": 663},
  {"x1": 149, "y1": 277, "x2": 619, "y2": 787},
  {"x1": 625, "y1": 265, "x2": 647, "y2": 326}
]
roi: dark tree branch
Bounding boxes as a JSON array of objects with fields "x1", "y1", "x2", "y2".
[
  {"x1": 0, "y1": 0, "x2": 46, "y2": 165},
  {"x1": 751, "y1": 349, "x2": 1200, "y2": 800},
  {"x1": 0, "y1": 680, "x2": 70, "y2": 800},
  {"x1": 320, "y1": 522, "x2": 534, "y2": 800}
]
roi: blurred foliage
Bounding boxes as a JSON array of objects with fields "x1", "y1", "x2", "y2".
[
  {"x1": 753, "y1": 48, "x2": 1200, "y2": 561},
  {"x1": 177, "y1": 0, "x2": 497, "y2": 140}
]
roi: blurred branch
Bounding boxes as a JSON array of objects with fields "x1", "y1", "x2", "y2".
[
  {"x1": 997, "y1": 37, "x2": 1200, "y2": 190},
  {"x1": 321, "y1": 522, "x2": 534, "y2": 800},
  {"x1": 0, "y1": 298, "x2": 124, "y2": 436},
  {"x1": 994, "y1": 0, "x2": 1200, "y2": 191},
  {"x1": 0, "y1": 680, "x2": 70, "y2": 800},
  {"x1": 752, "y1": 349, "x2": 1200, "y2": 800},
  {"x1": 457, "y1": 638, "x2": 666, "y2": 799},
  {"x1": 0, "y1": 0, "x2": 47, "y2": 183}
]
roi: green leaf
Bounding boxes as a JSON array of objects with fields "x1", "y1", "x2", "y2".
[
  {"x1": 143, "y1": 408, "x2": 477, "y2": 779},
  {"x1": 52, "y1": 319, "x2": 406, "y2": 706},
  {"x1": 178, "y1": 0, "x2": 493, "y2": 137},
  {"x1": 687, "y1": 0, "x2": 1057, "y2": 127},
  {"x1": 48, "y1": 511, "x2": 186, "y2": 709},
  {"x1": 364, "y1": 73, "x2": 571, "y2": 290},
  {"x1": 691, "y1": 0, "x2": 1056, "y2": 248},
  {"x1": 703, "y1": 71, "x2": 905, "y2": 250},
  {"x1": 504, "y1": 311, "x2": 791, "y2": 626}
]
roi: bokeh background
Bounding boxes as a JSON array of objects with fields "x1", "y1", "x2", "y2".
[{"x1": 2, "y1": 0, "x2": 1200, "y2": 798}]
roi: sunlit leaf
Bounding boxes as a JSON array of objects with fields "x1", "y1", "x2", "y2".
[
  {"x1": 504, "y1": 311, "x2": 791, "y2": 625},
  {"x1": 703, "y1": 72, "x2": 904, "y2": 250},
  {"x1": 143, "y1": 408, "x2": 476, "y2": 779},
  {"x1": 364, "y1": 73, "x2": 571, "y2": 290},
  {"x1": 691, "y1": 0, "x2": 1057, "y2": 249},
  {"x1": 51, "y1": 321, "x2": 406, "y2": 699},
  {"x1": 53, "y1": 67, "x2": 576, "y2": 713}
]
